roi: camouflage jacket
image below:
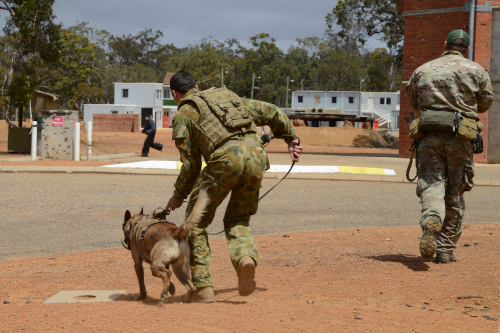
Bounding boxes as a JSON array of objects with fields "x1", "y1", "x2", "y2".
[
  {"x1": 171, "y1": 88, "x2": 297, "y2": 200},
  {"x1": 406, "y1": 50, "x2": 493, "y2": 120}
]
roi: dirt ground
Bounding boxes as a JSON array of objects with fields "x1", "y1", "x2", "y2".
[
  {"x1": 1, "y1": 225, "x2": 499, "y2": 332},
  {"x1": 0, "y1": 126, "x2": 398, "y2": 166},
  {"x1": 2, "y1": 126, "x2": 499, "y2": 332}
]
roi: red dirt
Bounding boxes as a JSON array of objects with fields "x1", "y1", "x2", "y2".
[
  {"x1": 2, "y1": 127, "x2": 498, "y2": 332},
  {"x1": 0, "y1": 127, "x2": 397, "y2": 167},
  {"x1": 1, "y1": 225, "x2": 499, "y2": 332}
]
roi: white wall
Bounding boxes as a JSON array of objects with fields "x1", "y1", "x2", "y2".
[
  {"x1": 82, "y1": 104, "x2": 135, "y2": 123},
  {"x1": 114, "y1": 83, "x2": 163, "y2": 108}
]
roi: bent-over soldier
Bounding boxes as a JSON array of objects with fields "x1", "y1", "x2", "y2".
[{"x1": 165, "y1": 71, "x2": 302, "y2": 302}]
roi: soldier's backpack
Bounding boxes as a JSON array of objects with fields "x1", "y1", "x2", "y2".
[{"x1": 178, "y1": 87, "x2": 257, "y2": 159}]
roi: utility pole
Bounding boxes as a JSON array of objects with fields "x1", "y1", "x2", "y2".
[
  {"x1": 251, "y1": 73, "x2": 260, "y2": 99},
  {"x1": 286, "y1": 76, "x2": 294, "y2": 111},
  {"x1": 468, "y1": 0, "x2": 476, "y2": 61},
  {"x1": 358, "y1": 78, "x2": 364, "y2": 117},
  {"x1": 221, "y1": 68, "x2": 224, "y2": 87}
]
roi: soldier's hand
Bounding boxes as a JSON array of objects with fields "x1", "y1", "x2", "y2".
[
  {"x1": 165, "y1": 194, "x2": 184, "y2": 212},
  {"x1": 288, "y1": 139, "x2": 302, "y2": 162}
]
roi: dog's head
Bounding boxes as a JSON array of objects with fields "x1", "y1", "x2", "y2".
[{"x1": 122, "y1": 208, "x2": 144, "y2": 250}]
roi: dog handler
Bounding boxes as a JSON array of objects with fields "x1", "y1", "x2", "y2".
[
  {"x1": 406, "y1": 30, "x2": 493, "y2": 263},
  {"x1": 165, "y1": 71, "x2": 302, "y2": 302}
]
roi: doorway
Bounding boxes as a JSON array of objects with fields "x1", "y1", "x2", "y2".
[{"x1": 141, "y1": 108, "x2": 153, "y2": 127}]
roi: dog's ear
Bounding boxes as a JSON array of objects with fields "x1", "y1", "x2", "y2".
[
  {"x1": 124, "y1": 210, "x2": 131, "y2": 222},
  {"x1": 140, "y1": 207, "x2": 144, "y2": 215}
]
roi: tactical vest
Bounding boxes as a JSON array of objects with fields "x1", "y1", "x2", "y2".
[{"x1": 178, "y1": 87, "x2": 257, "y2": 159}]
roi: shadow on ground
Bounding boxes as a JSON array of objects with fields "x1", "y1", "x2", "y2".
[{"x1": 367, "y1": 253, "x2": 431, "y2": 272}]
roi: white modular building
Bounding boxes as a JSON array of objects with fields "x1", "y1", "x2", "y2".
[{"x1": 291, "y1": 90, "x2": 400, "y2": 130}]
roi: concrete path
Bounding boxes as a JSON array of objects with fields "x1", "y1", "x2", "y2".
[{"x1": 1, "y1": 151, "x2": 500, "y2": 185}]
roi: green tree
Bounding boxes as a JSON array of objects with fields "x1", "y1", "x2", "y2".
[
  {"x1": 39, "y1": 29, "x2": 103, "y2": 109},
  {"x1": 364, "y1": 48, "x2": 401, "y2": 92},
  {"x1": 164, "y1": 37, "x2": 234, "y2": 91},
  {"x1": 0, "y1": 0, "x2": 62, "y2": 125},
  {"x1": 327, "y1": 0, "x2": 403, "y2": 92}
]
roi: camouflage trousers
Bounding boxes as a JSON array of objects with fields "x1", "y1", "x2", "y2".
[
  {"x1": 416, "y1": 131, "x2": 474, "y2": 254},
  {"x1": 184, "y1": 142, "x2": 267, "y2": 288}
]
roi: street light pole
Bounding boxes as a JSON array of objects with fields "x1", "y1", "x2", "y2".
[
  {"x1": 358, "y1": 78, "x2": 364, "y2": 117},
  {"x1": 286, "y1": 76, "x2": 294, "y2": 112},
  {"x1": 251, "y1": 73, "x2": 260, "y2": 99}
]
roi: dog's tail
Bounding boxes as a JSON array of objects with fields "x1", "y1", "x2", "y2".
[{"x1": 173, "y1": 188, "x2": 209, "y2": 239}]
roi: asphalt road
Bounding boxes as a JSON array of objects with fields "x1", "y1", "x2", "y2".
[{"x1": 1, "y1": 173, "x2": 498, "y2": 261}]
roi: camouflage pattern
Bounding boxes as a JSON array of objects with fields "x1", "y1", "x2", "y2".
[
  {"x1": 407, "y1": 50, "x2": 492, "y2": 256},
  {"x1": 171, "y1": 88, "x2": 296, "y2": 288},
  {"x1": 417, "y1": 132, "x2": 474, "y2": 254},
  {"x1": 406, "y1": 50, "x2": 493, "y2": 120},
  {"x1": 172, "y1": 89, "x2": 296, "y2": 201}
]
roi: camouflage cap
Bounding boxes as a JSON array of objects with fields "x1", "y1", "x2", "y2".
[{"x1": 446, "y1": 29, "x2": 470, "y2": 47}]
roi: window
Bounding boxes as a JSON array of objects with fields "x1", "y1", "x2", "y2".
[
  {"x1": 122, "y1": 89, "x2": 129, "y2": 98},
  {"x1": 156, "y1": 90, "x2": 162, "y2": 99},
  {"x1": 163, "y1": 88, "x2": 171, "y2": 99},
  {"x1": 380, "y1": 98, "x2": 385, "y2": 105},
  {"x1": 298, "y1": 96, "x2": 303, "y2": 103},
  {"x1": 348, "y1": 97, "x2": 354, "y2": 104},
  {"x1": 386, "y1": 98, "x2": 392, "y2": 105},
  {"x1": 314, "y1": 96, "x2": 320, "y2": 104},
  {"x1": 111, "y1": 110, "x2": 118, "y2": 114},
  {"x1": 331, "y1": 96, "x2": 337, "y2": 104}
]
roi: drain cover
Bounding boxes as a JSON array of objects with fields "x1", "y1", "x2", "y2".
[{"x1": 44, "y1": 290, "x2": 126, "y2": 303}]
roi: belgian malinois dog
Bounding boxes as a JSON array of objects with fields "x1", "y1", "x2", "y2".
[{"x1": 122, "y1": 190, "x2": 208, "y2": 305}]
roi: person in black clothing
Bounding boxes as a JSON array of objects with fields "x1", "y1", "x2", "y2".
[{"x1": 141, "y1": 115, "x2": 163, "y2": 157}]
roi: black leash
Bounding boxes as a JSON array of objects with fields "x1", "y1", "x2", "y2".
[
  {"x1": 258, "y1": 134, "x2": 299, "y2": 201},
  {"x1": 207, "y1": 133, "x2": 300, "y2": 235},
  {"x1": 406, "y1": 140, "x2": 419, "y2": 182}
]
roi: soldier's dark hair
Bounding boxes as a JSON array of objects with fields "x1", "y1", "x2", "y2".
[
  {"x1": 170, "y1": 71, "x2": 196, "y2": 94},
  {"x1": 446, "y1": 38, "x2": 468, "y2": 54}
]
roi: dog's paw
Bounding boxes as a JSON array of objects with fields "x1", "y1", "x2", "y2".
[{"x1": 168, "y1": 282, "x2": 176, "y2": 296}]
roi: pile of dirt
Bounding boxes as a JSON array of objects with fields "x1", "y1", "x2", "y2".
[{"x1": 289, "y1": 127, "x2": 398, "y2": 148}]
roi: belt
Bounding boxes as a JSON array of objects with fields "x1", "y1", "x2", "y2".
[{"x1": 220, "y1": 140, "x2": 262, "y2": 148}]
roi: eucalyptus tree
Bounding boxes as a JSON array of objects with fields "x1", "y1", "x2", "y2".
[{"x1": 0, "y1": 0, "x2": 62, "y2": 124}]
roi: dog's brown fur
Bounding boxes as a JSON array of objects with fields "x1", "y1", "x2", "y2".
[{"x1": 122, "y1": 189, "x2": 208, "y2": 305}]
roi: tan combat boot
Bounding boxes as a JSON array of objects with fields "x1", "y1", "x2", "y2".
[
  {"x1": 237, "y1": 256, "x2": 256, "y2": 296},
  {"x1": 183, "y1": 287, "x2": 215, "y2": 303},
  {"x1": 435, "y1": 251, "x2": 457, "y2": 264},
  {"x1": 420, "y1": 218, "x2": 442, "y2": 259}
]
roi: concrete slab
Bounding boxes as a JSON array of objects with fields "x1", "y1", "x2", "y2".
[
  {"x1": 47, "y1": 166, "x2": 72, "y2": 173},
  {"x1": 94, "y1": 167, "x2": 125, "y2": 174},
  {"x1": 13, "y1": 166, "x2": 50, "y2": 173},
  {"x1": 70, "y1": 166, "x2": 96, "y2": 173},
  {"x1": 0, "y1": 166, "x2": 16, "y2": 172},
  {"x1": 123, "y1": 168, "x2": 175, "y2": 175},
  {"x1": 44, "y1": 290, "x2": 126, "y2": 304}
]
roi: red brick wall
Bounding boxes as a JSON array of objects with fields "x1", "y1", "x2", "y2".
[
  {"x1": 93, "y1": 114, "x2": 140, "y2": 133},
  {"x1": 399, "y1": 0, "x2": 495, "y2": 163}
]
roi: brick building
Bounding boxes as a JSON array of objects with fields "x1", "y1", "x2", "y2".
[{"x1": 398, "y1": 0, "x2": 500, "y2": 163}]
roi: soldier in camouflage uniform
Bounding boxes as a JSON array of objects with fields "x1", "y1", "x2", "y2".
[
  {"x1": 165, "y1": 71, "x2": 302, "y2": 302},
  {"x1": 406, "y1": 30, "x2": 493, "y2": 263}
]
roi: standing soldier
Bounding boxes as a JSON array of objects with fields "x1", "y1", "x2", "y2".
[
  {"x1": 165, "y1": 71, "x2": 302, "y2": 302},
  {"x1": 406, "y1": 30, "x2": 493, "y2": 263}
]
